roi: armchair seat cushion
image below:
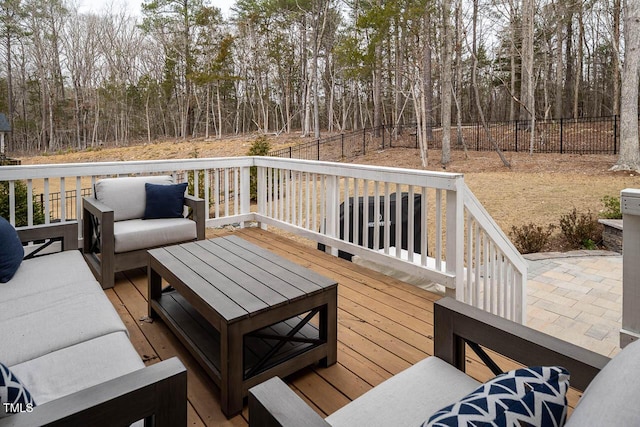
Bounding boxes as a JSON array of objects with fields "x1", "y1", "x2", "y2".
[
  {"x1": 325, "y1": 357, "x2": 480, "y2": 427},
  {"x1": 113, "y1": 218, "x2": 198, "y2": 253},
  {"x1": 9, "y1": 331, "x2": 144, "y2": 405}
]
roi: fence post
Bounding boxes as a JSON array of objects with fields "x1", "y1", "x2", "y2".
[
  {"x1": 317, "y1": 139, "x2": 320, "y2": 161},
  {"x1": 363, "y1": 128, "x2": 366, "y2": 155},
  {"x1": 560, "y1": 118, "x2": 564, "y2": 154},
  {"x1": 614, "y1": 115, "x2": 618, "y2": 155},
  {"x1": 289, "y1": 146, "x2": 292, "y2": 158}
]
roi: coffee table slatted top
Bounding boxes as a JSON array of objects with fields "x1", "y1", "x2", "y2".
[{"x1": 149, "y1": 235, "x2": 337, "y2": 323}]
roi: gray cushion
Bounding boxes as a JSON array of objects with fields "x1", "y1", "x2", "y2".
[
  {"x1": 9, "y1": 331, "x2": 144, "y2": 405},
  {"x1": 0, "y1": 251, "x2": 99, "y2": 303},
  {"x1": 113, "y1": 218, "x2": 197, "y2": 253},
  {"x1": 0, "y1": 292, "x2": 128, "y2": 366},
  {"x1": 95, "y1": 175, "x2": 174, "y2": 222},
  {"x1": 325, "y1": 357, "x2": 480, "y2": 427},
  {"x1": 566, "y1": 339, "x2": 640, "y2": 426}
]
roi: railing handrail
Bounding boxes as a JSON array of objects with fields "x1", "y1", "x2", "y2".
[
  {"x1": 254, "y1": 157, "x2": 464, "y2": 190},
  {"x1": 0, "y1": 157, "x2": 256, "y2": 180}
]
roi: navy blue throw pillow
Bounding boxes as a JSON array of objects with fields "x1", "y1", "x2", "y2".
[
  {"x1": 143, "y1": 182, "x2": 188, "y2": 219},
  {"x1": 0, "y1": 362, "x2": 36, "y2": 417},
  {"x1": 424, "y1": 366, "x2": 569, "y2": 427},
  {"x1": 0, "y1": 217, "x2": 24, "y2": 283}
]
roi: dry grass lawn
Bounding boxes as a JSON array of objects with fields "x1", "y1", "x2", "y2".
[{"x1": 17, "y1": 135, "x2": 640, "y2": 249}]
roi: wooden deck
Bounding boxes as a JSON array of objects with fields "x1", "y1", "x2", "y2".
[{"x1": 105, "y1": 227, "x2": 577, "y2": 426}]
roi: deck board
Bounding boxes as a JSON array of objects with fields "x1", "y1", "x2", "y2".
[{"x1": 108, "y1": 227, "x2": 576, "y2": 426}]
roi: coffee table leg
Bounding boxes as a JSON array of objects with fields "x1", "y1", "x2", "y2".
[
  {"x1": 148, "y1": 262, "x2": 162, "y2": 319},
  {"x1": 221, "y1": 322, "x2": 244, "y2": 417},
  {"x1": 320, "y1": 289, "x2": 338, "y2": 367}
]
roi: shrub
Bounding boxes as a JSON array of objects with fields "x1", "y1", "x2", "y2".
[
  {"x1": 247, "y1": 136, "x2": 271, "y2": 201},
  {"x1": 0, "y1": 181, "x2": 46, "y2": 227},
  {"x1": 509, "y1": 223, "x2": 555, "y2": 254},
  {"x1": 558, "y1": 208, "x2": 603, "y2": 250},
  {"x1": 600, "y1": 195, "x2": 622, "y2": 219}
]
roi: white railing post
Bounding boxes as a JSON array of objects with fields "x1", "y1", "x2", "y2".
[
  {"x1": 325, "y1": 175, "x2": 339, "y2": 256},
  {"x1": 446, "y1": 177, "x2": 465, "y2": 300},
  {"x1": 257, "y1": 165, "x2": 268, "y2": 230},
  {"x1": 240, "y1": 166, "x2": 251, "y2": 228},
  {"x1": 621, "y1": 188, "x2": 640, "y2": 347}
]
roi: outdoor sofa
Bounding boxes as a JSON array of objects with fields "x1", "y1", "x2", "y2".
[
  {"x1": 249, "y1": 297, "x2": 639, "y2": 426},
  {"x1": 0, "y1": 220, "x2": 186, "y2": 426},
  {"x1": 83, "y1": 175, "x2": 205, "y2": 289}
]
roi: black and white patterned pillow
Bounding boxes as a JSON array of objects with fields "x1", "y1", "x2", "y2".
[
  {"x1": 0, "y1": 362, "x2": 36, "y2": 418},
  {"x1": 424, "y1": 366, "x2": 569, "y2": 427}
]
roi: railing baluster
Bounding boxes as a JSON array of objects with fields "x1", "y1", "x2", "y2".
[
  {"x1": 44, "y1": 179, "x2": 50, "y2": 224},
  {"x1": 27, "y1": 180, "x2": 33, "y2": 226},
  {"x1": 373, "y1": 181, "x2": 380, "y2": 251},
  {"x1": 395, "y1": 184, "x2": 402, "y2": 258}
]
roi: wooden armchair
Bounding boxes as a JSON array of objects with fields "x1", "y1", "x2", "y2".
[
  {"x1": 249, "y1": 297, "x2": 619, "y2": 427},
  {"x1": 82, "y1": 175, "x2": 205, "y2": 288}
]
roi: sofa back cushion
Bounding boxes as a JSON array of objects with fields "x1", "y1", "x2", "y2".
[
  {"x1": 0, "y1": 217, "x2": 24, "y2": 283},
  {"x1": 95, "y1": 175, "x2": 174, "y2": 221},
  {"x1": 566, "y1": 339, "x2": 640, "y2": 426}
]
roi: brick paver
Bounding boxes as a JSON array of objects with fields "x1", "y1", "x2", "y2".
[{"x1": 525, "y1": 251, "x2": 622, "y2": 358}]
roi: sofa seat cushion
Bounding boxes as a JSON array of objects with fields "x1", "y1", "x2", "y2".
[
  {"x1": 95, "y1": 175, "x2": 174, "y2": 222},
  {"x1": 566, "y1": 339, "x2": 640, "y2": 426},
  {"x1": 325, "y1": 357, "x2": 480, "y2": 427},
  {"x1": 0, "y1": 292, "x2": 127, "y2": 366},
  {"x1": 0, "y1": 251, "x2": 98, "y2": 303},
  {"x1": 9, "y1": 331, "x2": 144, "y2": 405},
  {"x1": 114, "y1": 218, "x2": 197, "y2": 253}
]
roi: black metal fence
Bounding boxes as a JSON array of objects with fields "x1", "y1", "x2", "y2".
[
  {"x1": 41, "y1": 188, "x2": 92, "y2": 221},
  {"x1": 269, "y1": 115, "x2": 625, "y2": 161}
]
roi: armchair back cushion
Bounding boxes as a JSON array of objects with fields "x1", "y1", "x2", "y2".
[
  {"x1": 95, "y1": 175, "x2": 174, "y2": 221},
  {"x1": 566, "y1": 339, "x2": 640, "y2": 426}
]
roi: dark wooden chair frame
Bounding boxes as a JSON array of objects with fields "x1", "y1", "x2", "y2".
[
  {"x1": 0, "y1": 222, "x2": 188, "y2": 427},
  {"x1": 83, "y1": 193, "x2": 206, "y2": 289},
  {"x1": 248, "y1": 297, "x2": 611, "y2": 427}
]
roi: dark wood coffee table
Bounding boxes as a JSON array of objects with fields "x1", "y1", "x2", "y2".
[{"x1": 147, "y1": 235, "x2": 338, "y2": 417}]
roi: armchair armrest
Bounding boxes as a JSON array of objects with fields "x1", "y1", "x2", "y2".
[
  {"x1": 16, "y1": 221, "x2": 78, "y2": 251},
  {"x1": 184, "y1": 194, "x2": 205, "y2": 240},
  {"x1": 249, "y1": 377, "x2": 330, "y2": 427},
  {"x1": 0, "y1": 357, "x2": 187, "y2": 427},
  {"x1": 434, "y1": 297, "x2": 610, "y2": 392},
  {"x1": 82, "y1": 196, "x2": 115, "y2": 288}
]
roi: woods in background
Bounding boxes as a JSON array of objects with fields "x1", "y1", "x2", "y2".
[{"x1": 0, "y1": 0, "x2": 626, "y2": 156}]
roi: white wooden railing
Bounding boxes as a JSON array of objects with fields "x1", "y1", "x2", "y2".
[{"x1": 0, "y1": 156, "x2": 527, "y2": 323}]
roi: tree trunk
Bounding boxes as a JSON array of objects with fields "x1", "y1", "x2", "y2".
[
  {"x1": 573, "y1": 5, "x2": 584, "y2": 119},
  {"x1": 554, "y1": 0, "x2": 564, "y2": 119},
  {"x1": 613, "y1": 0, "x2": 621, "y2": 116},
  {"x1": 612, "y1": 0, "x2": 640, "y2": 171},
  {"x1": 441, "y1": 0, "x2": 452, "y2": 166}
]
